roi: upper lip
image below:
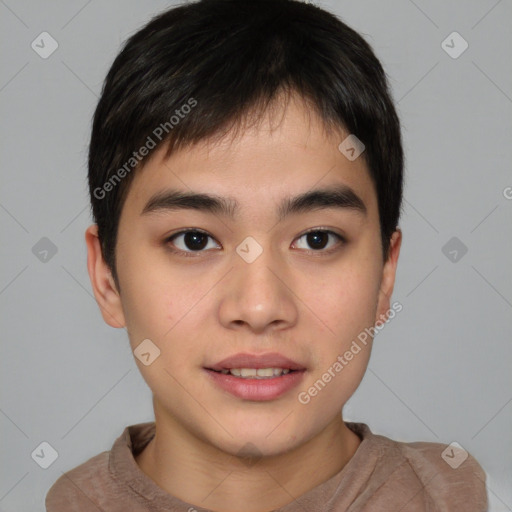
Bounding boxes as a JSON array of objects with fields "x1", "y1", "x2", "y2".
[{"x1": 207, "y1": 352, "x2": 306, "y2": 371}]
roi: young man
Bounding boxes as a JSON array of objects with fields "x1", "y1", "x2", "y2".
[{"x1": 46, "y1": 0, "x2": 488, "y2": 510}]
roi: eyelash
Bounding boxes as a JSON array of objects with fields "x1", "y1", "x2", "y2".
[{"x1": 164, "y1": 228, "x2": 346, "y2": 258}]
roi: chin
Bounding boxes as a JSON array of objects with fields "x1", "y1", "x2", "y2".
[{"x1": 208, "y1": 417, "x2": 311, "y2": 459}]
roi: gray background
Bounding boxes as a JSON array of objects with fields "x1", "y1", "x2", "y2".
[{"x1": 1, "y1": 0, "x2": 511, "y2": 510}]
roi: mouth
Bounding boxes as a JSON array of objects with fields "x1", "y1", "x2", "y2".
[
  {"x1": 204, "y1": 352, "x2": 307, "y2": 401},
  {"x1": 208, "y1": 367, "x2": 298, "y2": 379},
  {"x1": 206, "y1": 352, "x2": 306, "y2": 377}
]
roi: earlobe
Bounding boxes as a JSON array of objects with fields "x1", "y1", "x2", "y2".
[
  {"x1": 85, "y1": 225, "x2": 126, "y2": 328},
  {"x1": 375, "y1": 229, "x2": 402, "y2": 323}
]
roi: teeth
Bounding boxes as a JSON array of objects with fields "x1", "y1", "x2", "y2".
[
  {"x1": 221, "y1": 368, "x2": 291, "y2": 379},
  {"x1": 255, "y1": 368, "x2": 274, "y2": 377}
]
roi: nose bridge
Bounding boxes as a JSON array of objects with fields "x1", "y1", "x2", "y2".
[
  {"x1": 235, "y1": 234, "x2": 283, "y2": 304},
  {"x1": 218, "y1": 234, "x2": 298, "y2": 332}
]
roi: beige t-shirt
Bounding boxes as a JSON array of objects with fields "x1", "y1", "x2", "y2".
[{"x1": 45, "y1": 421, "x2": 488, "y2": 511}]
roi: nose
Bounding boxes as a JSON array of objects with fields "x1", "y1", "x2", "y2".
[{"x1": 217, "y1": 237, "x2": 299, "y2": 334}]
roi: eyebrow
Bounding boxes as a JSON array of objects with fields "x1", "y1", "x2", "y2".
[{"x1": 141, "y1": 184, "x2": 367, "y2": 221}]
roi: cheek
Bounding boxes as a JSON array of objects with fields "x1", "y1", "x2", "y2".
[
  {"x1": 118, "y1": 266, "x2": 206, "y2": 394},
  {"x1": 118, "y1": 277, "x2": 172, "y2": 347},
  {"x1": 321, "y1": 262, "x2": 381, "y2": 336},
  {"x1": 117, "y1": 250, "x2": 211, "y2": 359},
  {"x1": 116, "y1": 244, "x2": 171, "y2": 331},
  {"x1": 296, "y1": 267, "x2": 380, "y2": 415},
  {"x1": 304, "y1": 255, "x2": 381, "y2": 386}
]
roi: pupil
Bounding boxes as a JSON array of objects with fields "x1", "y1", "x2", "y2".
[
  {"x1": 185, "y1": 232, "x2": 208, "y2": 250},
  {"x1": 307, "y1": 231, "x2": 328, "y2": 250}
]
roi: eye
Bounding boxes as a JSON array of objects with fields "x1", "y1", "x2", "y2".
[
  {"x1": 165, "y1": 228, "x2": 345, "y2": 257},
  {"x1": 293, "y1": 229, "x2": 345, "y2": 253},
  {"x1": 166, "y1": 230, "x2": 220, "y2": 256}
]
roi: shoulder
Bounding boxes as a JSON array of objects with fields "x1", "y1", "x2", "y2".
[
  {"x1": 348, "y1": 423, "x2": 489, "y2": 511},
  {"x1": 45, "y1": 451, "x2": 111, "y2": 511},
  {"x1": 396, "y1": 438, "x2": 488, "y2": 510},
  {"x1": 45, "y1": 423, "x2": 155, "y2": 512}
]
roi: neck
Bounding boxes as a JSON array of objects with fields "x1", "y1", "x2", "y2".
[{"x1": 136, "y1": 403, "x2": 361, "y2": 512}]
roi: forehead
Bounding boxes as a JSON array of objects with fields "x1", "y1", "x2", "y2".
[{"x1": 123, "y1": 96, "x2": 377, "y2": 220}]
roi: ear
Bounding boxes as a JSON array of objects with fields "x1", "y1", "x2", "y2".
[
  {"x1": 85, "y1": 224, "x2": 126, "y2": 328},
  {"x1": 375, "y1": 229, "x2": 402, "y2": 324}
]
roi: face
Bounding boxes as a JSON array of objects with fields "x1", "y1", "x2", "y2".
[{"x1": 87, "y1": 95, "x2": 401, "y2": 458}]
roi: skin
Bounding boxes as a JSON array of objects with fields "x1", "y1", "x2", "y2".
[{"x1": 86, "y1": 93, "x2": 401, "y2": 512}]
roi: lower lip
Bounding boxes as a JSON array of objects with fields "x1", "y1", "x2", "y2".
[{"x1": 204, "y1": 369, "x2": 306, "y2": 401}]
